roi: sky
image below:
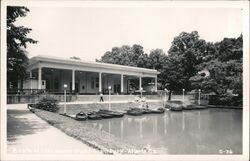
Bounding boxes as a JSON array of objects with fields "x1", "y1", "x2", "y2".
[{"x1": 15, "y1": 6, "x2": 243, "y2": 61}]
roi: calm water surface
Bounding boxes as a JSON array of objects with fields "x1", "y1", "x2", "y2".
[{"x1": 85, "y1": 108, "x2": 242, "y2": 154}]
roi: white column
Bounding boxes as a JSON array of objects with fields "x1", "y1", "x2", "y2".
[
  {"x1": 72, "y1": 70, "x2": 75, "y2": 92},
  {"x1": 121, "y1": 74, "x2": 124, "y2": 93},
  {"x1": 155, "y1": 76, "x2": 157, "y2": 92},
  {"x1": 38, "y1": 67, "x2": 42, "y2": 89},
  {"x1": 139, "y1": 75, "x2": 142, "y2": 90},
  {"x1": 99, "y1": 72, "x2": 102, "y2": 93}
]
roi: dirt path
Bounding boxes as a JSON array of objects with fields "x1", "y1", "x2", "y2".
[{"x1": 7, "y1": 104, "x2": 101, "y2": 154}]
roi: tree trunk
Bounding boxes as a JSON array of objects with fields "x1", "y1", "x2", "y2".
[{"x1": 168, "y1": 90, "x2": 172, "y2": 101}]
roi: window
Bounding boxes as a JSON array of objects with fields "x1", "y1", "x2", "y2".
[
  {"x1": 54, "y1": 78, "x2": 59, "y2": 89},
  {"x1": 96, "y1": 77, "x2": 99, "y2": 88}
]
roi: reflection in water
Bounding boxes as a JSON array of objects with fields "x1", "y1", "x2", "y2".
[
  {"x1": 108, "y1": 121, "x2": 111, "y2": 138},
  {"x1": 121, "y1": 120, "x2": 123, "y2": 139},
  {"x1": 85, "y1": 108, "x2": 242, "y2": 154},
  {"x1": 198, "y1": 111, "x2": 201, "y2": 130},
  {"x1": 182, "y1": 112, "x2": 185, "y2": 132}
]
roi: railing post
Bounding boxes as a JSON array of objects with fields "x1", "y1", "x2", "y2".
[
  {"x1": 182, "y1": 89, "x2": 185, "y2": 104},
  {"x1": 198, "y1": 89, "x2": 201, "y2": 105}
]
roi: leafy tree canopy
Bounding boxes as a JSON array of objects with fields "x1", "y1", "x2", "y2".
[
  {"x1": 7, "y1": 6, "x2": 37, "y2": 88},
  {"x1": 97, "y1": 31, "x2": 243, "y2": 104},
  {"x1": 163, "y1": 31, "x2": 206, "y2": 94},
  {"x1": 190, "y1": 35, "x2": 243, "y2": 101},
  {"x1": 97, "y1": 44, "x2": 146, "y2": 67}
]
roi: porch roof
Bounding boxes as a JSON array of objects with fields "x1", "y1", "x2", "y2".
[{"x1": 28, "y1": 55, "x2": 160, "y2": 76}]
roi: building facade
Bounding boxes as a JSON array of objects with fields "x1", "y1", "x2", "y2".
[{"x1": 23, "y1": 55, "x2": 159, "y2": 95}]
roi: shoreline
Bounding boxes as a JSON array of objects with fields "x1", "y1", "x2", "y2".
[
  {"x1": 28, "y1": 102, "x2": 242, "y2": 155},
  {"x1": 32, "y1": 107, "x2": 156, "y2": 154}
]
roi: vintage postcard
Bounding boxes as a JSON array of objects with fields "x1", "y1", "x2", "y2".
[{"x1": 1, "y1": 0, "x2": 249, "y2": 160}]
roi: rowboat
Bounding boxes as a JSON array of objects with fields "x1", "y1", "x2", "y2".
[
  {"x1": 126, "y1": 108, "x2": 144, "y2": 116},
  {"x1": 98, "y1": 109, "x2": 125, "y2": 117},
  {"x1": 170, "y1": 106, "x2": 183, "y2": 111},
  {"x1": 96, "y1": 111, "x2": 114, "y2": 119},
  {"x1": 87, "y1": 112, "x2": 102, "y2": 120},
  {"x1": 151, "y1": 107, "x2": 165, "y2": 114},
  {"x1": 75, "y1": 111, "x2": 88, "y2": 121}
]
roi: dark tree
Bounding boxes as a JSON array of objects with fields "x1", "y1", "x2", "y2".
[
  {"x1": 7, "y1": 6, "x2": 37, "y2": 89},
  {"x1": 162, "y1": 55, "x2": 186, "y2": 100},
  {"x1": 148, "y1": 49, "x2": 168, "y2": 89},
  {"x1": 190, "y1": 35, "x2": 243, "y2": 105},
  {"x1": 97, "y1": 44, "x2": 145, "y2": 67},
  {"x1": 164, "y1": 31, "x2": 206, "y2": 99},
  {"x1": 190, "y1": 35, "x2": 243, "y2": 96}
]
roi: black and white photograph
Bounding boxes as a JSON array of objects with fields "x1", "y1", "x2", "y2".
[{"x1": 1, "y1": 0, "x2": 249, "y2": 161}]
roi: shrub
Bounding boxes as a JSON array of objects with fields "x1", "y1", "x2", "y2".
[
  {"x1": 209, "y1": 94, "x2": 242, "y2": 106},
  {"x1": 35, "y1": 96, "x2": 59, "y2": 112}
]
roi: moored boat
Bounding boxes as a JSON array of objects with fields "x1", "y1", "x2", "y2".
[
  {"x1": 183, "y1": 105, "x2": 195, "y2": 110},
  {"x1": 142, "y1": 108, "x2": 153, "y2": 114},
  {"x1": 98, "y1": 109, "x2": 125, "y2": 117},
  {"x1": 151, "y1": 107, "x2": 165, "y2": 114},
  {"x1": 75, "y1": 111, "x2": 88, "y2": 121},
  {"x1": 126, "y1": 108, "x2": 144, "y2": 116},
  {"x1": 87, "y1": 112, "x2": 102, "y2": 120},
  {"x1": 170, "y1": 106, "x2": 183, "y2": 111},
  {"x1": 96, "y1": 111, "x2": 114, "y2": 119}
]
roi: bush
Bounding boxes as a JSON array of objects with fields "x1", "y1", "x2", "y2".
[
  {"x1": 35, "y1": 96, "x2": 59, "y2": 112},
  {"x1": 209, "y1": 94, "x2": 242, "y2": 106}
]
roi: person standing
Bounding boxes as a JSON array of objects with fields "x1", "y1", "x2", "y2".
[{"x1": 100, "y1": 93, "x2": 104, "y2": 102}]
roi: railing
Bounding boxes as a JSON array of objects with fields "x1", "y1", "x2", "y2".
[
  {"x1": 7, "y1": 88, "x2": 159, "y2": 95},
  {"x1": 7, "y1": 88, "x2": 212, "y2": 104},
  {"x1": 7, "y1": 88, "x2": 75, "y2": 95},
  {"x1": 7, "y1": 94, "x2": 77, "y2": 104}
]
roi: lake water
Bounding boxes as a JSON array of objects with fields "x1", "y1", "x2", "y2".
[{"x1": 85, "y1": 108, "x2": 242, "y2": 154}]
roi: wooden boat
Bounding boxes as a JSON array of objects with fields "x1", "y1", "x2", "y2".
[
  {"x1": 183, "y1": 105, "x2": 195, "y2": 110},
  {"x1": 98, "y1": 109, "x2": 125, "y2": 117},
  {"x1": 126, "y1": 109, "x2": 144, "y2": 116},
  {"x1": 165, "y1": 101, "x2": 183, "y2": 111},
  {"x1": 151, "y1": 108, "x2": 165, "y2": 114},
  {"x1": 75, "y1": 111, "x2": 88, "y2": 121},
  {"x1": 170, "y1": 106, "x2": 183, "y2": 111},
  {"x1": 87, "y1": 112, "x2": 102, "y2": 120},
  {"x1": 131, "y1": 107, "x2": 165, "y2": 114},
  {"x1": 142, "y1": 108, "x2": 154, "y2": 114},
  {"x1": 96, "y1": 111, "x2": 114, "y2": 119}
]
